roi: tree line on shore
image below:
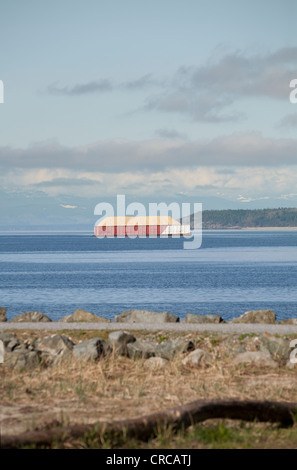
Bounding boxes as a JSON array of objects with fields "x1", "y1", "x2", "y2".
[{"x1": 185, "y1": 208, "x2": 297, "y2": 229}]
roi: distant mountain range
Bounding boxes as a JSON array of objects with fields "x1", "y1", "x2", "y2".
[
  {"x1": 2, "y1": 185, "x2": 297, "y2": 231},
  {"x1": 182, "y1": 208, "x2": 297, "y2": 229}
]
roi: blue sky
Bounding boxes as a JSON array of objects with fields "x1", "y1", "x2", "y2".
[{"x1": 0, "y1": 0, "x2": 297, "y2": 228}]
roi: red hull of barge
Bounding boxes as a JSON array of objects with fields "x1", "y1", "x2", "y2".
[{"x1": 94, "y1": 224, "x2": 169, "y2": 237}]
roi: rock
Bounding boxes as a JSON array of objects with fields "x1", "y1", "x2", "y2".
[
  {"x1": 36, "y1": 334, "x2": 74, "y2": 365},
  {"x1": 0, "y1": 332, "x2": 18, "y2": 348},
  {"x1": 155, "y1": 339, "x2": 194, "y2": 359},
  {"x1": 0, "y1": 339, "x2": 3, "y2": 363},
  {"x1": 232, "y1": 351, "x2": 278, "y2": 368},
  {"x1": 126, "y1": 338, "x2": 194, "y2": 360},
  {"x1": 227, "y1": 344, "x2": 246, "y2": 357},
  {"x1": 23, "y1": 339, "x2": 36, "y2": 352},
  {"x1": 0, "y1": 307, "x2": 7, "y2": 322},
  {"x1": 260, "y1": 333, "x2": 291, "y2": 365},
  {"x1": 58, "y1": 315, "x2": 73, "y2": 322},
  {"x1": 5, "y1": 350, "x2": 39, "y2": 370},
  {"x1": 143, "y1": 357, "x2": 168, "y2": 370},
  {"x1": 182, "y1": 348, "x2": 212, "y2": 367},
  {"x1": 114, "y1": 309, "x2": 179, "y2": 323},
  {"x1": 6, "y1": 337, "x2": 21, "y2": 352},
  {"x1": 0, "y1": 332, "x2": 37, "y2": 368},
  {"x1": 9, "y1": 312, "x2": 52, "y2": 322},
  {"x1": 73, "y1": 338, "x2": 110, "y2": 362},
  {"x1": 242, "y1": 335, "x2": 262, "y2": 353},
  {"x1": 231, "y1": 310, "x2": 276, "y2": 324},
  {"x1": 59, "y1": 309, "x2": 110, "y2": 323},
  {"x1": 278, "y1": 318, "x2": 297, "y2": 325},
  {"x1": 218, "y1": 335, "x2": 245, "y2": 357},
  {"x1": 108, "y1": 331, "x2": 136, "y2": 356},
  {"x1": 183, "y1": 314, "x2": 223, "y2": 324},
  {"x1": 286, "y1": 360, "x2": 296, "y2": 370},
  {"x1": 0, "y1": 334, "x2": 35, "y2": 354},
  {"x1": 126, "y1": 340, "x2": 157, "y2": 359}
]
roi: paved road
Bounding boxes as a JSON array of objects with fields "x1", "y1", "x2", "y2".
[{"x1": 1, "y1": 322, "x2": 297, "y2": 335}]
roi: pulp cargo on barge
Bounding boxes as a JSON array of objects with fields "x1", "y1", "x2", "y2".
[{"x1": 94, "y1": 216, "x2": 191, "y2": 237}]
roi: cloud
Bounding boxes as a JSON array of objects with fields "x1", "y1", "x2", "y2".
[
  {"x1": 237, "y1": 195, "x2": 271, "y2": 203},
  {"x1": 277, "y1": 113, "x2": 297, "y2": 128},
  {"x1": 145, "y1": 89, "x2": 245, "y2": 122},
  {"x1": 46, "y1": 47, "x2": 297, "y2": 122},
  {"x1": 1, "y1": 133, "x2": 297, "y2": 174},
  {"x1": 279, "y1": 193, "x2": 297, "y2": 200},
  {"x1": 60, "y1": 204, "x2": 78, "y2": 209},
  {"x1": 183, "y1": 47, "x2": 297, "y2": 99},
  {"x1": 2, "y1": 162, "x2": 297, "y2": 203},
  {"x1": 237, "y1": 195, "x2": 254, "y2": 203},
  {"x1": 34, "y1": 177, "x2": 102, "y2": 187},
  {"x1": 144, "y1": 47, "x2": 297, "y2": 121},
  {"x1": 155, "y1": 128, "x2": 188, "y2": 140},
  {"x1": 195, "y1": 184, "x2": 223, "y2": 190},
  {"x1": 121, "y1": 74, "x2": 159, "y2": 91},
  {"x1": 48, "y1": 74, "x2": 161, "y2": 96},
  {"x1": 48, "y1": 79, "x2": 114, "y2": 95}
]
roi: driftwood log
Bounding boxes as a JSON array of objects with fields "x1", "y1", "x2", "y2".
[{"x1": 1, "y1": 398, "x2": 297, "y2": 448}]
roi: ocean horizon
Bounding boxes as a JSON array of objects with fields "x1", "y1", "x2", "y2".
[{"x1": 1, "y1": 229, "x2": 297, "y2": 323}]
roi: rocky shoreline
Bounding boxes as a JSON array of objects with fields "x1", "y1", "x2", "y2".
[
  {"x1": 1, "y1": 322, "x2": 296, "y2": 372},
  {"x1": 1, "y1": 307, "x2": 297, "y2": 372},
  {"x1": 1, "y1": 306, "x2": 297, "y2": 325}
]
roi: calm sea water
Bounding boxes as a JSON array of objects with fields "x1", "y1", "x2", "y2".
[{"x1": 1, "y1": 230, "x2": 297, "y2": 322}]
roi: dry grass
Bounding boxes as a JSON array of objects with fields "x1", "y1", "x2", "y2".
[{"x1": 1, "y1": 329, "x2": 297, "y2": 448}]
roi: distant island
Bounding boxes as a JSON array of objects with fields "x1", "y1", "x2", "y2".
[{"x1": 183, "y1": 208, "x2": 297, "y2": 230}]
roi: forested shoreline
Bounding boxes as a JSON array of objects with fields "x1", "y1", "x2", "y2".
[{"x1": 184, "y1": 208, "x2": 297, "y2": 229}]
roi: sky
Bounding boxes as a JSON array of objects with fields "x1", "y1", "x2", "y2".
[{"x1": 0, "y1": 0, "x2": 297, "y2": 229}]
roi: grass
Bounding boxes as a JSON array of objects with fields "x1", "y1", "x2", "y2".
[
  {"x1": 18, "y1": 420, "x2": 297, "y2": 449},
  {"x1": 238, "y1": 333, "x2": 256, "y2": 341},
  {"x1": 157, "y1": 335, "x2": 169, "y2": 343},
  {"x1": 1, "y1": 329, "x2": 297, "y2": 449}
]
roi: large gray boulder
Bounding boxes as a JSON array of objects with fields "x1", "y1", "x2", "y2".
[
  {"x1": 127, "y1": 340, "x2": 157, "y2": 359},
  {"x1": 4, "y1": 336, "x2": 20, "y2": 352},
  {"x1": 0, "y1": 332, "x2": 19, "y2": 349},
  {"x1": 0, "y1": 307, "x2": 7, "y2": 322},
  {"x1": 155, "y1": 339, "x2": 194, "y2": 359},
  {"x1": 231, "y1": 310, "x2": 276, "y2": 324},
  {"x1": 114, "y1": 309, "x2": 179, "y2": 323},
  {"x1": 1, "y1": 331, "x2": 39, "y2": 369},
  {"x1": 58, "y1": 308, "x2": 111, "y2": 323},
  {"x1": 5, "y1": 350, "x2": 39, "y2": 370},
  {"x1": 278, "y1": 318, "x2": 297, "y2": 325},
  {"x1": 232, "y1": 351, "x2": 278, "y2": 368},
  {"x1": 182, "y1": 348, "x2": 212, "y2": 366},
  {"x1": 9, "y1": 311, "x2": 52, "y2": 322},
  {"x1": 126, "y1": 338, "x2": 194, "y2": 360},
  {"x1": 183, "y1": 314, "x2": 223, "y2": 324},
  {"x1": 73, "y1": 337, "x2": 110, "y2": 362},
  {"x1": 260, "y1": 334, "x2": 291, "y2": 365},
  {"x1": 36, "y1": 334, "x2": 74, "y2": 365},
  {"x1": 108, "y1": 331, "x2": 136, "y2": 355}
]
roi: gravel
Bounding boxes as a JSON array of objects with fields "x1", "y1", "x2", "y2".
[{"x1": 1, "y1": 322, "x2": 297, "y2": 335}]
